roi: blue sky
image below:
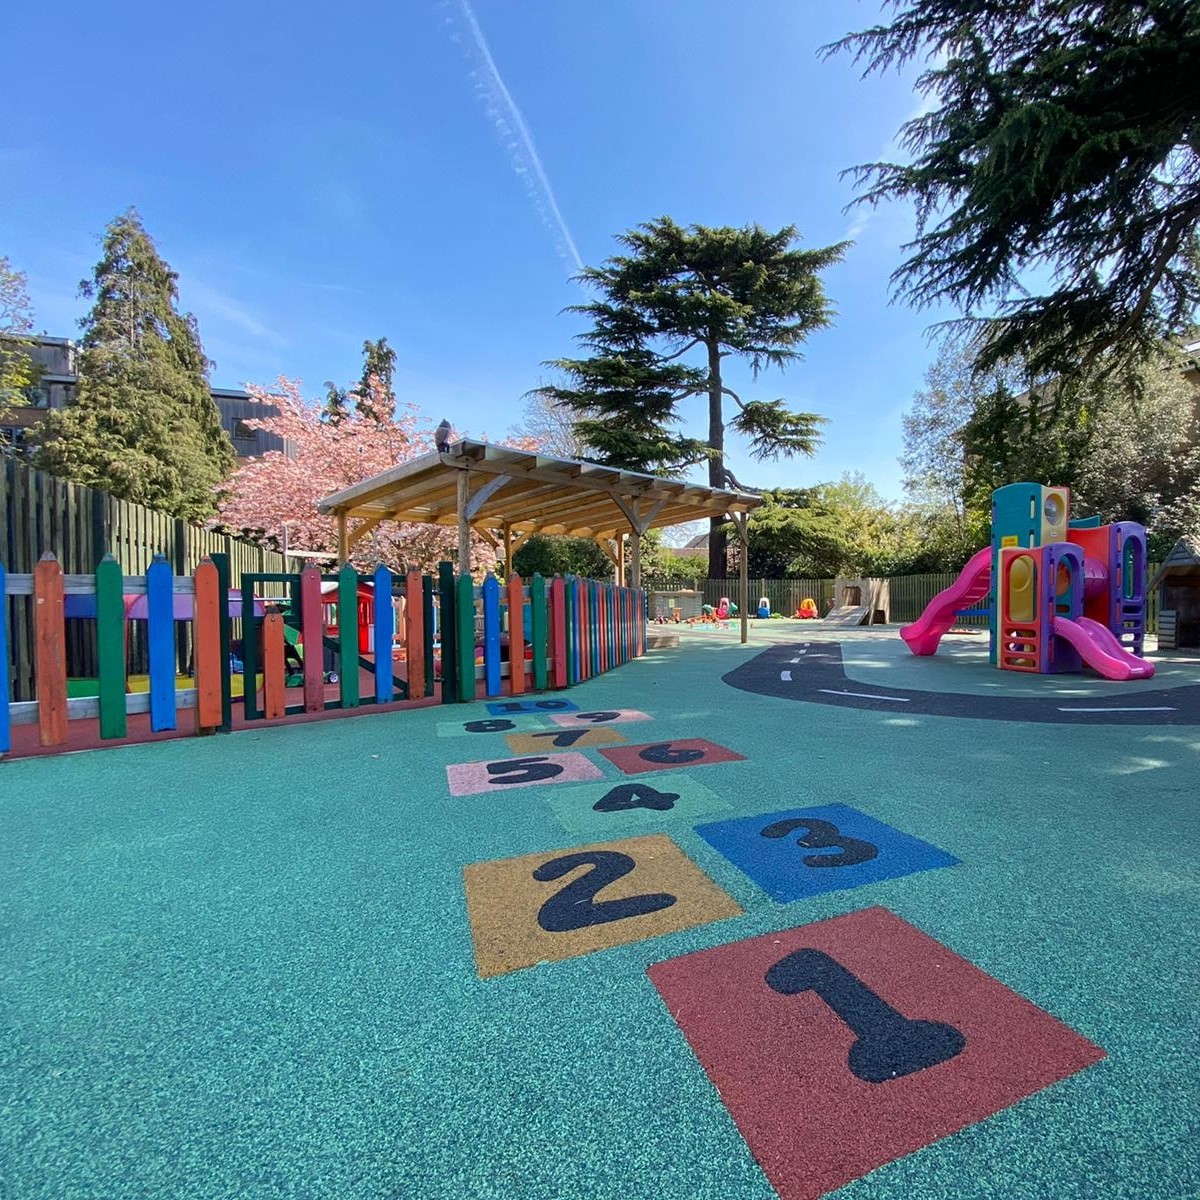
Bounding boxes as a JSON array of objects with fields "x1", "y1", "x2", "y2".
[{"x1": 2, "y1": 0, "x2": 953, "y2": 502}]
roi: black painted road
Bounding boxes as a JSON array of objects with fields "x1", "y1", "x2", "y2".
[{"x1": 722, "y1": 641, "x2": 1200, "y2": 725}]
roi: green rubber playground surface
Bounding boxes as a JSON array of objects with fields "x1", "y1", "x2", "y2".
[{"x1": 2, "y1": 627, "x2": 1197, "y2": 1199}]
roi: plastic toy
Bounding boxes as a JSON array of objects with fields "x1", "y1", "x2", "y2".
[
  {"x1": 795, "y1": 598, "x2": 819, "y2": 619},
  {"x1": 757, "y1": 596, "x2": 770, "y2": 619},
  {"x1": 901, "y1": 482, "x2": 1154, "y2": 681}
]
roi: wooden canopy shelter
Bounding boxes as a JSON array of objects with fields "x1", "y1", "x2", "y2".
[{"x1": 318, "y1": 439, "x2": 764, "y2": 642}]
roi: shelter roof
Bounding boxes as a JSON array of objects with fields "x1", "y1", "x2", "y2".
[
  {"x1": 1149, "y1": 536, "x2": 1200, "y2": 590},
  {"x1": 317, "y1": 439, "x2": 763, "y2": 540}
]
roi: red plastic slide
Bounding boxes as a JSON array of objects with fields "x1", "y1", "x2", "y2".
[
  {"x1": 900, "y1": 546, "x2": 993, "y2": 656},
  {"x1": 1050, "y1": 616, "x2": 1156, "y2": 680}
]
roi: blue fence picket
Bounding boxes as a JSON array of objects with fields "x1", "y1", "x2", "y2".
[
  {"x1": 483, "y1": 573, "x2": 502, "y2": 697},
  {"x1": 374, "y1": 564, "x2": 394, "y2": 703},
  {"x1": 146, "y1": 555, "x2": 177, "y2": 732},
  {"x1": 0, "y1": 560, "x2": 9, "y2": 755},
  {"x1": 590, "y1": 580, "x2": 601, "y2": 677},
  {"x1": 569, "y1": 576, "x2": 582, "y2": 685}
]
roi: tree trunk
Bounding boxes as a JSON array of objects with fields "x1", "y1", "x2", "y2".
[{"x1": 706, "y1": 337, "x2": 726, "y2": 580}]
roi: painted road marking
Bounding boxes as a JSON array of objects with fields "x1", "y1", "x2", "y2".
[
  {"x1": 648, "y1": 907, "x2": 1105, "y2": 1200},
  {"x1": 464, "y1": 834, "x2": 741, "y2": 978},
  {"x1": 1056, "y1": 705, "x2": 1176, "y2": 712},
  {"x1": 504, "y1": 727, "x2": 627, "y2": 754},
  {"x1": 818, "y1": 689, "x2": 911, "y2": 703},
  {"x1": 780, "y1": 670, "x2": 792, "y2": 681}
]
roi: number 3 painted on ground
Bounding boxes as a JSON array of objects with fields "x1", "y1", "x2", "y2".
[{"x1": 760, "y1": 817, "x2": 878, "y2": 867}]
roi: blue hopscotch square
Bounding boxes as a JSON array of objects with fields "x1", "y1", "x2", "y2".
[{"x1": 694, "y1": 803, "x2": 958, "y2": 903}]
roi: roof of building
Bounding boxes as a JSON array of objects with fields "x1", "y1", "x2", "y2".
[
  {"x1": 1149, "y1": 536, "x2": 1200, "y2": 590},
  {"x1": 317, "y1": 439, "x2": 763, "y2": 542}
]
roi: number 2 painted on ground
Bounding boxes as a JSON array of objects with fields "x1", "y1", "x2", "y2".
[
  {"x1": 533, "y1": 850, "x2": 677, "y2": 931},
  {"x1": 760, "y1": 817, "x2": 879, "y2": 867},
  {"x1": 765, "y1": 948, "x2": 965, "y2": 1083}
]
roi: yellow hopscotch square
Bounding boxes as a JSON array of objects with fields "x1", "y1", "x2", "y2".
[
  {"x1": 504, "y1": 727, "x2": 627, "y2": 755},
  {"x1": 463, "y1": 834, "x2": 742, "y2": 979}
]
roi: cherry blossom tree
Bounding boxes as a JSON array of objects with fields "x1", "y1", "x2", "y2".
[{"x1": 219, "y1": 377, "x2": 501, "y2": 573}]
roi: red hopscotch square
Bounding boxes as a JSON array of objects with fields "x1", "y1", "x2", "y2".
[
  {"x1": 598, "y1": 738, "x2": 744, "y2": 775},
  {"x1": 648, "y1": 907, "x2": 1105, "y2": 1200}
]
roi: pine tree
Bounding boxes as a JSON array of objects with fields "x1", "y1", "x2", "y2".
[
  {"x1": 538, "y1": 217, "x2": 844, "y2": 577},
  {"x1": 355, "y1": 336, "x2": 396, "y2": 422},
  {"x1": 322, "y1": 380, "x2": 350, "y2": 425},
  {"x1": 33, "y1": 210, "x2": 235, "y2": 519},
  {"x1": 829, "y1": 1, "x2": 1200, "y2": 376}
]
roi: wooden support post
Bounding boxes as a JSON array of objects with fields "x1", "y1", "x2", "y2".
[
  {"x1": 617, "y1": 535, "x2": 625, "y2": 586},
  {"x1": 630, "y1": 531, "x2": 641, "y2": 591},
  {"x1": 337, "y1": 512, "x2": 349, "y2": 564},
  {"x1": 457, "y1": 469, "x2": 471, "y2": 573},
  {"x1": 733, "y1": 512, "x2": 750, "y2": 645},
  {"x1": 502, "y1": 523, "x2": 513, "y2": 578}
]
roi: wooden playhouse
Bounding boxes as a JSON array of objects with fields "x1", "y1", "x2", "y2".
[{"x1": 1150, "y1": 537, "x2": 1200, "y2": 649}]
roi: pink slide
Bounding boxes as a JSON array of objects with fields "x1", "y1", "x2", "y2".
[
  {"x1": 900, "y1": 546, "x2": 993, "y2": 656},
  {"x1": 1051, "y1": 616, "x2": 1156, "y2": 681}
]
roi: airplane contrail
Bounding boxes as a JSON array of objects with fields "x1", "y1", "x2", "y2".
[{"x1": 444, "y1": 0, "x2": 585, "y2": 275}]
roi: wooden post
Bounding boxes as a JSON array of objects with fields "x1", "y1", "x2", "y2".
[
  {"x1": 299, "y1": 564, "x2": 324, "y2": 712},
  {"x1": 375, "y1": 564, "x2": 396, "y2": 703},
  {"x1": 193, "y1": 558, "x2": 223, "y2": 732},
  {"x1": 617, "y1": 535, "x2": 625, "y2": 586},
  {"x1": 337, "y1": 512, "x2": 349, "y2": 563},
  {"x1": 507, "y1": 571, "x2": 526, "y2": 694},
  {"x1": 502, "y1": 523, "x2": 513, "y2": 578},
  {"x1": 33, "y1": 553, "x2": 67, "y2": 747},
  {"x1": 262, "y1": 610, "x2": 286, "y2": 719},
  {"x1": 457, "y1": 470, "x2": 471, "y2": 573},
  {"x1": 0, "y1": 559, "x2": 11, "y2": 756},
  {"x1": 95, "y1": 554, "x2": 127, "y2": 740},
  {"x1": 405, "y1": 567, "x2": 424, "y2": 700},
  {"x1": 734, "y1": 512, "x2": 750, "y2": 645},
  {"x1": 338, "y1": 561, "x2": 359, "y2": 708},
  {"x1": 629, "y1": 531, "x2": 641, "y2": 591}
]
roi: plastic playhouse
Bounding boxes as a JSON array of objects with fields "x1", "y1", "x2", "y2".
[{"x1": 901, "y1": 482, "x2": 1154, "y2": 681}]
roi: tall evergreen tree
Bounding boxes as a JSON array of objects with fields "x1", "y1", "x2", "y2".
[
  {"x1": 355, "y1": 336, "x2": 396, "y2": 422},
  {"x1": 33, "y1": 211, "x2": 235, "y2": 519},
  {"x1": 829, "y1": 1, "x2": 1200, "y2": 376},
  {"x1": 539, "y1": 217, "x2": 845, "y2": 577},
  {"x1": 322, "y1": 380, "x2": 350, "y2": 425}
]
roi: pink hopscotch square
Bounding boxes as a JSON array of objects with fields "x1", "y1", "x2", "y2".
[
  {"x1": 648, "y1": 907, "x2": 1105, "y2": 1200},
  {"x1": 599, "y1": 738, "x2": 745, "y2": 775},
  {"x1": 446, "y1": 751, "x2": 604, "y2": 796}
]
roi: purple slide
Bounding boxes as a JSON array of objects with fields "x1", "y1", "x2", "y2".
[
  {"x1": 1051, "y1": 616, "x2": 1156, "y2": 681},
  {"x1": 900, "y1": 546, "x2": 993, "y2": 656}
]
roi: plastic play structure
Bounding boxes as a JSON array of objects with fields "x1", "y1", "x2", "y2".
[{"x1": 901, "y1": 483, "x2": 1154, "y2": 681}]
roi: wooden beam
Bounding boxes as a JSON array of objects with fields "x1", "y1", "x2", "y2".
[
  {"x1": 465, "y1": 474, "x2": 512, "y2": 520},
  {"x1": 337, "y1": 512, "x2": 349, "y2": 564}
]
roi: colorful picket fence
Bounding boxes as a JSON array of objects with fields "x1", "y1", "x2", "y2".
[{"x1": 0, "y1": 552, "x2": 646, "y2": 756}]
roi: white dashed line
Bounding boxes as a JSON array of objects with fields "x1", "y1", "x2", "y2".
[
  {"x1": 780, "y1": 670, "x2": 792, "y2": 681},
  {"x1": 818, "y1": 689, "x2": 910, "y2": 703},
  {"x1": 1056, "y1": 706, "x2": 1176, "y2": 713}
]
